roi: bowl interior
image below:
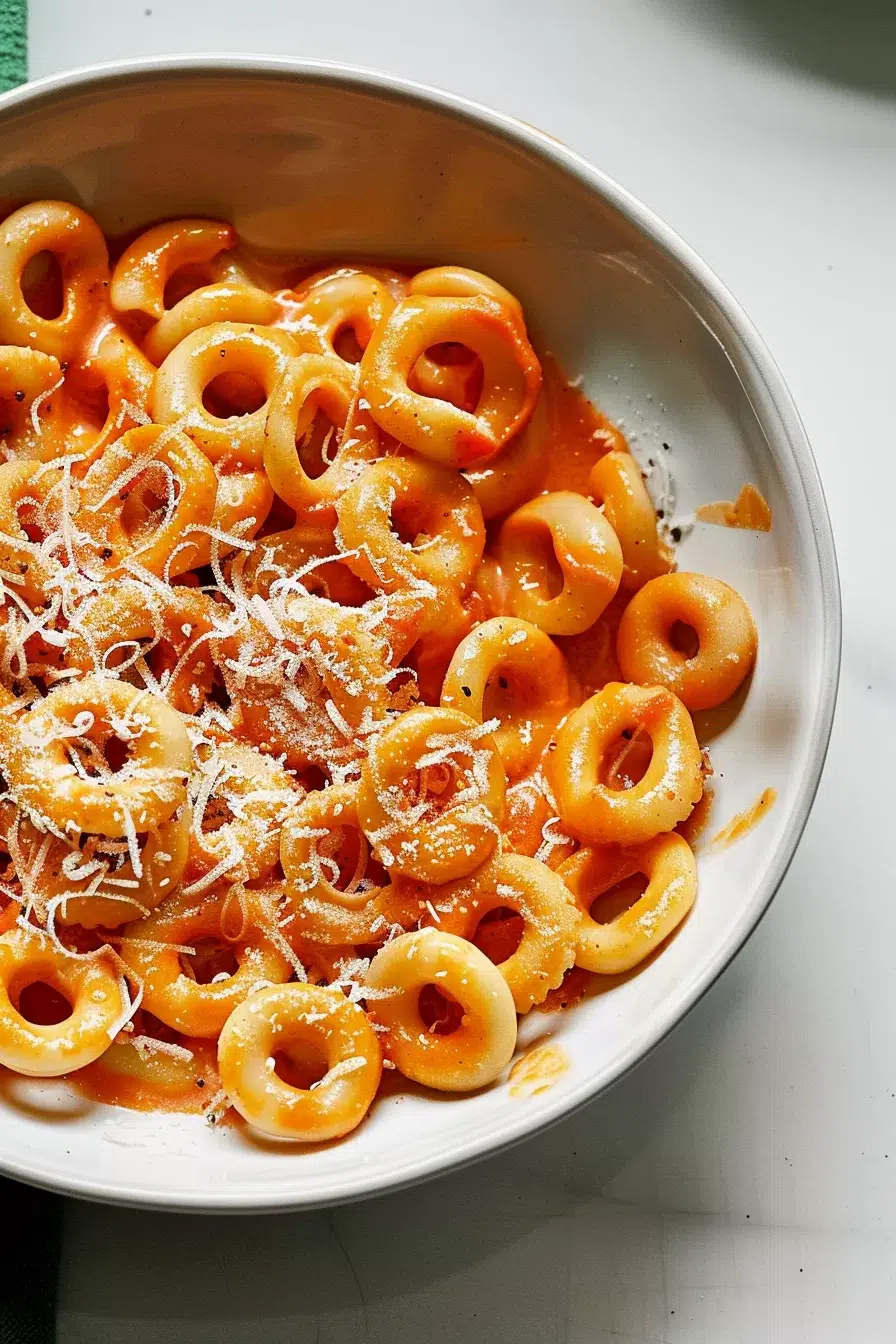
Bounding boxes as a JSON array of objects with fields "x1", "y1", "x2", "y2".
[{"x1": 0, "y1": 61, "x2": 837, "y2": 1210}]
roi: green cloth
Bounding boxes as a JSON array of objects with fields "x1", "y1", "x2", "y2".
[
  {"x1": 0, "y1": 4, "x2": 60, "y2": 1337},
  {"x1": 0, "y1": 0, "x2": 25, "y2": 92}
]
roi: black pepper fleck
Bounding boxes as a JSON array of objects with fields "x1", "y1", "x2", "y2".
[
  {"x1": 671, "y1": 526, "x2": 682, "y2": 543},
  {"x1": 14, "y1": 390, "x2": 24, "y2": 402},
  {"x1": 461, "y1": 686, "x2": 471, "y2": 697},
  {"x1": 498, "y1": 676, "x2": 508, "y2": 689}
]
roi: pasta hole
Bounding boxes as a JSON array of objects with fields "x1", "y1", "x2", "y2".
[
  {"x1": 589, "y1": 873, "x2": 649, "y2": 924},
  {"x1": 203, "y1": 372, "x2": 266, "y2": 419},
  {"x1": 426, "y1": 341, "x2": 476, "y2": 368},
  {"x1": 473, "y1": 907, "x2": 524, "y2": 964},
  {"x1": 669, "y1": 620, "x2": 699, "y2": 658},
  {"x1": 418, "y1": 983, "x2": 465, "y2": 1035},
  {"x1": 102, "y1": 734, "x2": 131, "y2": 774},
  {"x1": 179, "y1": 939, "x2": 239, "y2": 984},
  {"x1": 390, "y1": 497, "x2": 434, "y2": 551},
  {"x1": 318, "y1": 825, "x2": 370, "y2": 895},
  {"x1": 522, "y1": 529, "x2": 564, "y2": 599},
  {"x1": 10, "y1": 974, "x2": 73, "y2": 1025},
  {"x1": 21, "y1": 251, "x2": 64, "y2": 319},
  {"x1": 482, "y1": 667, "x2": 529, "y2": 723},
  {"x1": 120, "y1": 469, "x2": 175, "y2": 541},
  {"x1": 297, "y1": 409, "x2": 341, "y2": 480},
  {"x1": 332, "y1": 326, "x2": 364, "y2": 364},
  {"x1": 272, "y1": 1040, "x2": 329, "y2": 1090},
  {"x1": 163, "y1": 261, "x2": 215, "y2": 310},
  {"x1": 598, "y1": 727, "x2": 652, "y2": 791}
]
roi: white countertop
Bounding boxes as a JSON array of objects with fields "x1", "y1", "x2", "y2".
[{"x1": 28, "y1": 1, "x2": 896, "y2": 1339}]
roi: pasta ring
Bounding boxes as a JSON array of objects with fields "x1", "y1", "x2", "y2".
[
  {"x1": 217, "y1": 982, "x2": 382, "y2": 1140},
  {"x1": 119, "y1": 886, "x2": 294, "y2": 1038},
  {"x1": 462, "y1": 381, "x2": 548, "y2": 521},
  {"x1": 616, "y1": 572, "x2": 758, "y2": 711},
  {"x1": 434, "y1": 852, "x2": 579, "y2": 1011},
  {"x1": 559, "y1": 832, "x2": 697, "y2": 973},
  {"x1": 363, "y1": 928, "x2": 517, "y2": 1090},
  {"x1": 77, "y1": 423, "x2": 218, "y2": 578},
  {"x1": 0, "y1": 460, "x2": 63, "y2": 604},
  {"x1": 66, "y1": 582, "x2": 220, "y2": 713},
  {"x1": 111, "y1": 218, "x2": 236, "y2": 321},
  {"x1": 188, "y1": 742, "x2": 298, "y2": 885},
  {"x1": 440, "y1": 617, "x2": 573, "y2": 777},
  {"x1": 588, "y1": 451, "x2": 672, "y2": 591},
  {"x1": 497, "y1": 491, "x2": 623, "y2": 635},
  {"x1": 143, "y1": 281, "x2": 282, "y2": 364},
  {"x1": 335, "y1": 455, "x2": 485, "y2": 619},
  {"x1": 0, "y1": 201, "x2": 109, "y2": 362},
  {"x1": 552, "y1": 681, "x2": 703, "y2": 845},
  {"x1": 241, "y1": 521, "x2": 372, "y2": 606},
  {"x1": 360, "y1": 294, "x2": 541, "y2": 466},
  {"x1": 0, "y1": 925, "x2": 123, "y2": 1076},
  {"x1": 41, "y1": 801, "x2": 192, "y2": 929},
  {"x1": 173, "y1": 465, "x2": 274, "y2": 572},
  {"x1": 263, "y1": 354, "x2": 381, "y2": 520},
  {"x1": 407, "y1": 266, "x2": 524, "y2": 410},
  {"x1": 280, "y1": 783, "x2": 397, "y2": 945},
  {"x1": 0, "y1": 347, "x2": 64, "y2": 460},
  {"x1": 153, "y1": 321, "x2": 298, "y2": 468},
  {"x1": 3, "y1": 676, "x2": 192, "y2": 838},
  {"x1": 285, "y1": 271, "x2": 395, "y2": 365},
  {"x1": 357, "y1": 705, "x2": 505, "y2": 883}
]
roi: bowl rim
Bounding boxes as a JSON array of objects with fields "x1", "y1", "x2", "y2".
[{"x1": 0, "y1": 53, "x2": 841, "y2": 1214}]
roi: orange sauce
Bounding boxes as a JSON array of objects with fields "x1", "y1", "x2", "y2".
[
  {"x1": 677, "y1": 786, "x2": 715, "y2": 848},
  {"x1": 712, "y1": 787, "x2": 776, "y2": 847},
  {"x1": 540, "y1": 355, "x2": 627, "y2": 496},
  {"x1": 696, "y1": 484, "x2": 772, "y2": 532},
  {"x1": 508, "y1": 1037, "x2": 568, "y2": 1097}
]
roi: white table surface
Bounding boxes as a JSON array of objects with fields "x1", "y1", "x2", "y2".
[{"x1": 26, "y1": 1, "x2": 896, "y2": 1339}]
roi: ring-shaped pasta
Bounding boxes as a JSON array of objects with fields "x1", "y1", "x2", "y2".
[
  {"x1": 552, "y1": 682, "x2": 703, "y2": 845},
  {"x1": 217, "y1": 982, "x2": 382, "y2": 1140},
  {"x1": 119, "y1": 887, "x2": 294, "y2": 1038},
  {"x1": 0, "y1": 460, "x2": 63, "y2": 604},
  {"x1": 143, "y1": 281, "x2": 282, "y2": 364},
  {"x1": 78, "y1": 424, "x2": 218, "y2": 577},
  {"x1": 280, "y1": 783, "x2": 401, "y2": 945},
  {"x1": 357, "y1": 705, "x2": 506, "y2": 883},
  {"x1": 110, "y1": 218, "x2": 236, "y2": 322},
  {"x1": 363, "y1": 928, "x2": 517, "y2": 1090},
  {"x1": 173, "y1": 465, "x2": 274, "y2": 573},
  {"x1": 42, "y1": 801, "x2": 192, "y2": 929},
  {"x1": 79, "y1": 328, "x2": 159, "y2": 465},
  {"x1": 188, "y1": 742, "x2": 298, "y2": 885},
  {"x1": 0, "y1": 201, "x2": 109, "y2": 361},
  {"x1": 0, "y1": 925, "x2": 123, "y2": 1076},
  {"x1": 616, "y1": 572, "x2": 758, "y2": 711},
  {"x1": 440, "y1": 617, "x2": 573, "y2": 777},
  {"x1": 434, "y1": 852, "x2": 579, "y2": 1011},
  {"x1": 408, "y1": 265, "x2": 525, "y2": 321},
  {"x1": 558, "y1": 832, "x2": 697, "y2": 974},
  {"x1": 3, "y1": 676, "x2": 192, "y2": 838},
  {"x1": 497, "y1": 491, "x2": 623, "y2": 635},
  {"x1": 407, "y1": 266, "x2": 524, "y2": 409},
  {"x1": 360, "y1": 294, "x2": 541, "y2": 466},
  {"x1": 335, "y1": 456, "x2": 485, "y2": 618},
  {"x1": 263, "y1": 354, "x2": 381, "y2": 519},
  {"x1": 241, "y1": 521, "x2": 372, "y2": 606},
  {"x1": 588, "y1": 451, "x2": 672, "y2": 591},
  {"x1": 0, "y1": 347, "x2": 64, "y2": 460},
  {"x1": 66, "y1": 582, "x2": 220, "y2": 713},
  {"x1": 152, "y1": 322, "x2": 298, "y2": 468},
  {"x1": 462, "y1": 381, "x2": 548, "y2": 521},
  {"x1": 285, "y1": 271, "x2": 396, "y2": 365}
]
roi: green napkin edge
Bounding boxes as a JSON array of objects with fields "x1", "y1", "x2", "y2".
[{"x1": 0, "y1": 0, "x2": 27, "y2": 94}]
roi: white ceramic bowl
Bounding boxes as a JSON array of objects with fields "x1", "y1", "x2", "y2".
[{"x1": 0, "y1": 56, "x2": 839, "y2": 1212}]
